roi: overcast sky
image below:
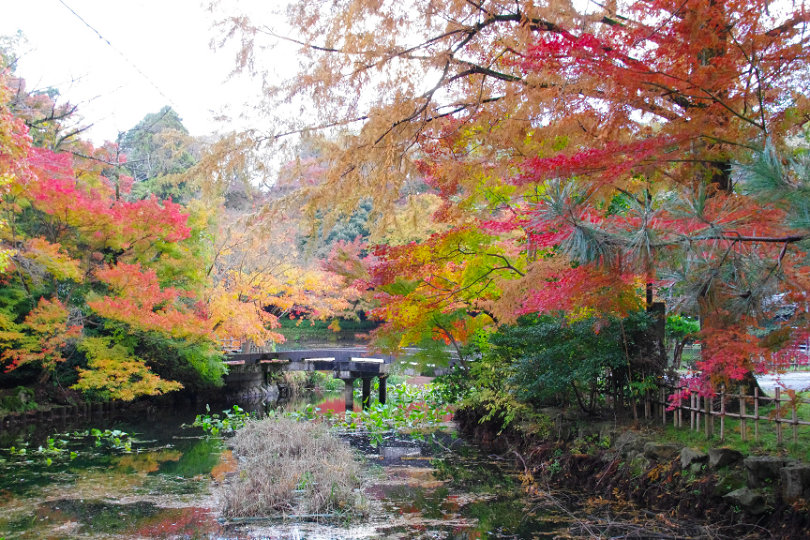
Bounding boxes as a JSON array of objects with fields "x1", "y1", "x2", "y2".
[{"x1": 1, "y1": 0, "x2": 277, "y2": 144}]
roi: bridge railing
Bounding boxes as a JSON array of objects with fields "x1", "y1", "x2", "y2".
[{"x1": 219, "y1": 338, "x2": 276, "y2": 355}]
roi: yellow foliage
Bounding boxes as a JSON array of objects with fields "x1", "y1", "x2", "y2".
[
  {"x1": 72, "y1": 337, "x2": 183, "y2": 401},
  {"x1": 23, "y1": 237, "x2": 83, "y2": 282}
]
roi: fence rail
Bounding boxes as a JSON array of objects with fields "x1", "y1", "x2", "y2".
[{"x1": 641, "y1": 384, "x2": 809, "y2": 447}]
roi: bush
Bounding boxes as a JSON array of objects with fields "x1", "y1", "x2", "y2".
[{"x1": 506, "y1": 312, "x2": 655, "y2": 412}]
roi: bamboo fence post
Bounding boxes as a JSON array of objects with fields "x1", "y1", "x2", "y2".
[
  {"x1": 704, "y1": 395, "x2": 711, "y2": 439},
  {"x1": 739, "y1": 385, "x2": 747, "y2": 442},
  {"x1": 676, "y1": 390, "x2": 681, "y2": 428},
  {"x1": 792, "y1": 398, "x2": 798, "y2": 447},
  {"x1": 693, "y1": 394, "x2": 698, "y2": 432},
  {"x1": 754, "y1": 387, "x2": 760, "y2": 442},
  {"x1": 662, "y1": 387, "x2": 667, "y2": 426},
  {"x1": 775, "y1": 387, "x2": 783, "y2": 446},
  {"x1": 720, "y1": 387, "x2": 726, "y2": 443}
]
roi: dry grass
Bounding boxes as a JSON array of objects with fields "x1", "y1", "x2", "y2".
[{"x1": 221, "y1": 417, "x2": 364, "y2": 518}]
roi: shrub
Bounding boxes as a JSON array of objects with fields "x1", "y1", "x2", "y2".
[{"x1": 221, "y1": 418, "x2": 364, "y2": 518}]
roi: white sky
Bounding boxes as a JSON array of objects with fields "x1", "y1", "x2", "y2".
[{"x1": 0, "y1": 0, "x2": 282, "y2": 144}]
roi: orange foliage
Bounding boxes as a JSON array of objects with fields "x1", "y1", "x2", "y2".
[{"x1": 1, "y1": 297, "x2": 81, "y2": 374}]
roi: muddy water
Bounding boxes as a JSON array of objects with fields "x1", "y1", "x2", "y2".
[{"x1": 0, "y1": 398, "x2": 586, "y2": 539}]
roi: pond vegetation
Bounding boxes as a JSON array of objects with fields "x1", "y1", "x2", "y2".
[{"x1": 0, "y1": 381, "x2": 709, "y2": 539}]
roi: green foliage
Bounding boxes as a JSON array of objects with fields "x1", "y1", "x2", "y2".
[
  {"x1": 120, "y1": 106, "x2": 197, "y2": 186},
  {"x1": 505, "y1": 312, "x2": 654, "y2": 410},
  {"x1": 190, "y1": 405, "x2": 251, "y2": 437},
  {"x1": 285, "y1": 382, "x2": 453, "y2": 447},
  {"x1": 441, "y1": 311, "x2": 658, "y2": 424},
  {"x1": 303, "y1": 371, "x2": 345, "y2": 391},
  {"x1": 90, "y1": 428, "x2": 133, "y2": 452},
  {"x1": 666, "y1": 315, "x2": 699, "y2": 341},
  {"x1": 0, "y1": 386, "x2": 37, "y2": 413}
]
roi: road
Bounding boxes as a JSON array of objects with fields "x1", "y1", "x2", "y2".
[{"x1": 756, "y1": 372, "x2": 810, "y2": 392}]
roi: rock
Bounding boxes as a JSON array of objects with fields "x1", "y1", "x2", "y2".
[
  {"x1": 643, "y1": 442, "x2": 679, "y2": 461},
  {"x1": 680, "y1": 447, "x2": 708, "y2": 469},
  {"x1": 628, "y1": 454, "x2": 651, "y2": 477},
  {"x1": 708, "y1": 448, "x2": 744, "y2": 469},
  {"x1": 780, "y1": 465, "x2": 810, "y2": 503},
  {"x1": 723, "y1": 487, "x2": 767, "y2": 515},
  {"x1": 715, "y1": 468, "x2": 747, "y2": 496},
  {"x1": 744, "y1": 456, "x2": 792, "y2": 488},
  {"x1": 614, "y1": 431, "x2": 649, "y2": 457}
]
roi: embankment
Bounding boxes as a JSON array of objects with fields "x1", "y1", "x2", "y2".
[{"x1": 456, "y1": 407, "x2": 810, "y2": 539}]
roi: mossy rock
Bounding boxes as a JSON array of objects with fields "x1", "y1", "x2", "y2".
[
  {"x1": 715, "y1": 468, "x2": 747, "y2": 496},
  {"x1": 0, "y1": 387, "x2": 37, "y2": 413}
]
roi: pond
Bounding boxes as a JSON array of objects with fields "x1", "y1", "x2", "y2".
[{"x1": 0, "y1": 392, "x2": 700, "y2": 539}]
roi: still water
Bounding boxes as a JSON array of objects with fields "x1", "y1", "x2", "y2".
[{"x1": 0, "y1": 395, "x2": 676, "y2": 539}]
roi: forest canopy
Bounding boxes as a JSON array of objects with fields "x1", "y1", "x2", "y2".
[{"x1": 216, "y1": 0, "x2": 810, "y2": 395}]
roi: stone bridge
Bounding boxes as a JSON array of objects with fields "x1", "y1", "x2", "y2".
[{"x1": 223, "y1": 344, "x2": 393, "y2": 410}]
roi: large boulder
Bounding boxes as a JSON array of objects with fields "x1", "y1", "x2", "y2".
[
  {"x1": 614, "y1": 431, "x2": 649, "y2": 457},
  {"x1": 643, "y1": 442, "x2": 679, "y2": 461},
  {"x1": 723, "y1": 487, "x2": 767, "y2": 515},
  {"x1": 708, "y1": 448, "x2": 744, "y2": 469},
  {"x1": 780, "y1": 465, "x2": 810, "y2": 503},
  {"x1": 744, "y1": 456, "x2": 793, "y2": 488},
  {"x1": 680, "y1": 447, "x2": 708, "y2": 470}
]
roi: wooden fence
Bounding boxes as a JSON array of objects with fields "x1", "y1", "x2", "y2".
[{"x1": 640, "y1": 385, "x2": 810, "y2": 446}]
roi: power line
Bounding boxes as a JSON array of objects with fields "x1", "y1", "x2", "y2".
[{"x1": 54, "y1": 0, "x2": 179, "y2": 109}]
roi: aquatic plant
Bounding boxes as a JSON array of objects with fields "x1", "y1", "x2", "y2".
[
  {"x1": 190, "y1": 405, "x2": 251, "y2": 436},
  {"x1": 221, "y1": 418, "x2": 364, "y2": 519},
  {"x1": 286, "y1": 382, "x2": 454, "y2": 446},
  {"x1": 91, "y1": 429, "x2": 133, "y2": 452}
]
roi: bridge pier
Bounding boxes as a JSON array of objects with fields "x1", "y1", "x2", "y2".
[
  {"x1": 379, "y1": 375, "x2": 387, "y2": 405},
  {"x1": 224, "y1": 348, "x2": 393, "y2": 411},
  {"x1": 343, "y1": 377, "x2": 356, "y2": 412},
  {"x1": 361, "y1": 378, "x2": 372, "y2": 409}
]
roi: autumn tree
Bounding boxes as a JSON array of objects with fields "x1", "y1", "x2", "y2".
[
  {"x1": 218, "y1": 0, "x2": 810, "y2": 392},
  {"x1": 0, "y1": 71, "x2": 280, "y2": 400}
]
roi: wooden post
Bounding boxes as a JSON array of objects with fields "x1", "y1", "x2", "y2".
[
  {"x1": 378, "y1": 375, "x2": 388, "y2": 405},
  {"x1": 361, "y1": 377, "x2": 372, "y2": 409},
  {"x1": 719, "y1": 387, "x2": 726, "y2": 443},
  {"x1": 676, "y1": 390, "x2": 682, "y2": 429},
  {"x1": 754, "y1": 387, "x2": 760, "y2": 442},
  {"x1": 792, "y1": 398, "x2": 798, "y2": 446},
  {"x1": 704, "y1": 395, "x2": 711, "y2": 439},
  {"x1": 739, "y1": 385, "x2": 747, "y2": 442},
  {"x1": 692, "y1": 394, "x2": 697, "y2": 432},
  {"x1": 776, "y1": 387, "x2": 783, "y2": 446},
  {"x1": 344, "y1": 377, "x2": 355, "y2": 412},
  {"x1": 661, "y1": 387, "x2": 667, "y2": 426}
]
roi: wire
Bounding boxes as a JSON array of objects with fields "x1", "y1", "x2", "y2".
[{"x1": 54, "y1": 0, "x2": 179, "y2": 109}]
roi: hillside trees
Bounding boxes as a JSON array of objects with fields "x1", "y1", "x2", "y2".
[
  {"x1": 120, "y1": 106, "x2": 201, "y2": 201},
  {"x1": 219, "y1": 0, "x2": 810, "y2": 393},
  {"x1": 0, "y1": 71, "x2": 282, "y2": 400}
]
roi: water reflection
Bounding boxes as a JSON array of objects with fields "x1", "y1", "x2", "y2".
[{"x1": 0, "y1": 393, "x2": 690, "y2": 539}]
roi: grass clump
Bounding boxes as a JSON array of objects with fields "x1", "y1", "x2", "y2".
[{"x1": 221, "y1": 417, "x2": 364, "y2": 519}]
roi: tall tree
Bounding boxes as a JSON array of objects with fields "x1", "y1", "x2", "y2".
[
  {"x1": 120, "y1": 106, "x2": 199, "y2": 200},
  {"x1": 219, "y1": 0, "x2": 810, "y2": 389}
]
